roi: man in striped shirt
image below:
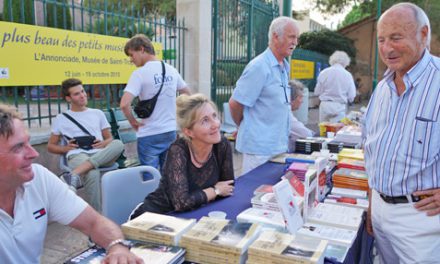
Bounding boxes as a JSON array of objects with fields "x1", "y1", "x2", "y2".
[{"x1": 364, "y1": 3, "x2": 440, "y2": 263}]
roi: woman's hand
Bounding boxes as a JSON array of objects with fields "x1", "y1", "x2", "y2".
[{"x1": 214, "y1": 180, "x2": 235, "y2": 197}]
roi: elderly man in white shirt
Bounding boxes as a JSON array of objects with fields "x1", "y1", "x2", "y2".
[
  {"x1": 314, "y1": 51, "x2": 356, "y2": 122},
  {"x1": 288, "y1": 80, "x2": 314, "y2": 152}
]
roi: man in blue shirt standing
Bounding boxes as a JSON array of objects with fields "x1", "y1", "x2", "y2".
[
  {"x1": 364, "y1": 3, "x2": 440, "y2": 263},
  {"x1": 229, "y1": 16, "x2": 300, "y2": 174}
]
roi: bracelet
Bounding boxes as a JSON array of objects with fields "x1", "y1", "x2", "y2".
[{"x1": 106, "y1": 238, "x2": 129, "y2": 252}]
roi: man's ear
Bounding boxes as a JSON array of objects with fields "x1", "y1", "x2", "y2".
[{"x1": 420, "y1": 25, "x2": 429, "y2": 47}]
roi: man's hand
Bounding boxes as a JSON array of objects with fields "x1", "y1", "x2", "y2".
[
  {"x1": 129, "y1": 119, "x2": 143, "y2": 131},
  {"x1": 366, "y1": 189, "x2": 374, "y2": 236},
  {"x1": 92, "y1": 139, "x2": 106, "y2": 149},
  {"x1": 413, "y1": 188, "x2": 440, "y2": 216},
  {"x1": 102, "y1": 244, "x2": 144, "y2": 264},
  {"x1": 65, "y1": 139, "x2": 79, "y2": 151},
  {"x1": 366, "y1": 205, "x2": 374, "y2": 236}
]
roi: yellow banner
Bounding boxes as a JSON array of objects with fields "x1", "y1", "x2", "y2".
[
  {"x1": 0, "y1": 21, "x2": 162, "y2": 86},
  {"x1": 290, "y1": 59, "x2": 315, "y2": 79}
]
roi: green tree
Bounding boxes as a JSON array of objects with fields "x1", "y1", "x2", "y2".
[
  {"x1": 339, "y1": 1, "x2": 374, "y2": 28},
  {"x1": 83, "y1": 0, "x2": 176, "y2": 20},
  {"x1": 312, "y1": 0, "x2": 440, "y2": 38},
  {"x1": 298, "y1": 29, "x2": 356, "y2": 62},
  {"x1": 87, "y1": 16, "x2": 154, "y2": 38},
  {"x1": 45, "y1": 0, "x2": 72, "y2": 29},
  {"x1": 2, "y1": 0, "x2": 34, "y2": 24}
]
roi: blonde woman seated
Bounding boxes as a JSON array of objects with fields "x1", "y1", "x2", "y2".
[{"x1": 130, "y1": 93, "x2": 235, "y2": 218}]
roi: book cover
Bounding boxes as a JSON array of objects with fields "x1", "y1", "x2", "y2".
[
  {"x1": 297, "y1": 222, "x2": 357, "y2": 246},
  {"x1": 323, "y1": 243, "x2": 349, "y2": 263},
  {"x1": 237, "y1": 207, "x2": 286, "y2": 231},
  {"x1": 248, "y1": 230, "x2": 328, "y2": 264},
  {"x1": 180, "y1": 217, "x2": 260, "y2": 254},
  {"x1": 307, "y1": 203, "x2": 363, "y2": 231},
  {"x1": 122, "y1": 212, "x2": 196, "y2": 246},
  {"x1": 64, "y1": 241, "x2": 185, "y2": 264},
  {"x1": 273, "y1": 179, "x2": 304, "y2": 234}
]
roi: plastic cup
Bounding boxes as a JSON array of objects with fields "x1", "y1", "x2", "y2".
[{"x1": 208, "y1": 211, "x2": 227, "y2": 219}]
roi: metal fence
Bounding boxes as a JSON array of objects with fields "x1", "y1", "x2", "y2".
[
  {"x1": 0, "y1": 0, "x2": 186, "y2": 128},
  {"x1": 211, "y1": 0, "x2": 279, "y2": 111}
]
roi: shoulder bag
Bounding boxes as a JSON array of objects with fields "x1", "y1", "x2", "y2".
[{"x1": 134, "y1": 61, "x2": 166, "y2": 118}]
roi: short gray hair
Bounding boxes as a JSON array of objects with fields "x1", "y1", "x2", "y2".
[
  {"x1": 289, "y1": 79, "x2": 305, "y2": 100},
  {"x1": 383, "y1": 2, "x2": 431, "y2": 49},
  {"x1": 268, "y1": 16, "x2": 298, "y2": 46},
  {"x1": 0, "y1": 104, "x2": 22, "y2": 140},
  {"x1": 329, "y1": 51, "x2": 351, "y2": 67}
]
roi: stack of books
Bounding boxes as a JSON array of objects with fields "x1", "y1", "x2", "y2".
[
  {"x1": 337, "y1": 158, "x2": 365, "y2": 171},
  {"x1": 247, "y1": 229, "x2": 328, "y2": 264},
  {"x1": 325, "y1": 187, "x2": 369, "y2": 210},
  {"x1": 324, "y1": 194, "x2": 369, "y2": 210},
  {"x1": 295, "y1": 138, "x2": 327, "y2": 154},
  {"x1": 64, "y1": 241, "x2": 186, "y2": 264},
  {"x1": 179, "y1": 217, "x2": 260, "y2": 264},
  {"x1": 337, "y1": 148, "x2": 364, "y2": 162},
  {"x1": 288, "y1": 162, "x2": 310, "y2": 181},
  {"x1": 332, "y1": 168, "x2": 369, "y2": 191},
  {"x1": 121, "y1": 212, "x2": 196, "y2": 246},
  {"x1": 330, "y1": 187, "x2": 367, "y2": 199},
  {"x1": 327, "y1": 140, "x2": 361, "y2": 153}
]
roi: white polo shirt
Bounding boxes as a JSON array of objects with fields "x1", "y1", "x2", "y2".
[{"x1": 0, "y1": 164, "x2": 87, "y2": 263}]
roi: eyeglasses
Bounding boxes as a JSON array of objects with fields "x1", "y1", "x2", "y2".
[{"x1": 281, "y1": 84, "x2": 290, "y2": 105}]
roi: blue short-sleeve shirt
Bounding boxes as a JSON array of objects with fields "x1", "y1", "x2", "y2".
[{"x1": 232, "y1": 48, "x2": 291, "y2": 155}]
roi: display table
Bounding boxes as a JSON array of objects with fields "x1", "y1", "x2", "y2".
[{"x1": 170, "y1": 162, "x2": 374, "y2": 264}]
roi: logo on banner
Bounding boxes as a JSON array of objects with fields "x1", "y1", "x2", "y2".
[{"x1": 0, "y1": 68, "x2": 9, "y2": 79}]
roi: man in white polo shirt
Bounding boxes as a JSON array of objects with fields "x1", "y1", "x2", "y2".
[{"x1": 0, "y1": 104, "x2": 142, "y2": 264}]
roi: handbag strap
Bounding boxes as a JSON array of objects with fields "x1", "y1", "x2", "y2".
[
  {"x1": 151, "y1": 61, "x2": 166, "y2": 99},
  {"x1": 62, "y1": 112, "x2": 93, "y2": 136}
]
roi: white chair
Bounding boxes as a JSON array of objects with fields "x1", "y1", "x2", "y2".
[
  {"x1": 101, "y1": 166, "x2": 161, "y2": 225},
  {"x1": 220, "y1": 102, "x2": 238, "y2": 134}
]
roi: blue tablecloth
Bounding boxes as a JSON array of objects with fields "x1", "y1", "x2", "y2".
[{"x1": 170, "y1": 162, "x2": 374, "y2": 264}]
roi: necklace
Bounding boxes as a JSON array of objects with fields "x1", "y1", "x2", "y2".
[{"x1": 189, "y1": 143, "x2": 213, "y2": 166}]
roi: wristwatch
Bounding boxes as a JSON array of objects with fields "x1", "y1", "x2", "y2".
[
  {"x1": 106, "y1": 239, "x2": 131, "y2": 252},
  {"x1": 213, "y1": 186, "x2": 221, "y2": 196}
]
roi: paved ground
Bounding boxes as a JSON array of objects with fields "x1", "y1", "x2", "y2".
[{"x1": 41, "y1": 100, "x2": 369, "y2": 263}]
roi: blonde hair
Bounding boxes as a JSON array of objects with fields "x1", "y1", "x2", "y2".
[{"x1": 176, "y1": 93, "x2": 218, "y2": 141}]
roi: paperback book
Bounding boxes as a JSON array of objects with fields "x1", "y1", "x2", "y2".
[
  {"x1": 121, "y1": 212, "x2": 196, "y2": 246},
  {"x1": 179, "y1": 217, "x2": 260, "y2": 264}
]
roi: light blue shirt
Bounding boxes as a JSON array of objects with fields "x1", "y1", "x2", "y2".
[
  {"x1": 364, "y1": 50, "x2": 440, "y2": 196},
  {"x1": 232, "y1": 48, "x2": 291, "y2": 155}
]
